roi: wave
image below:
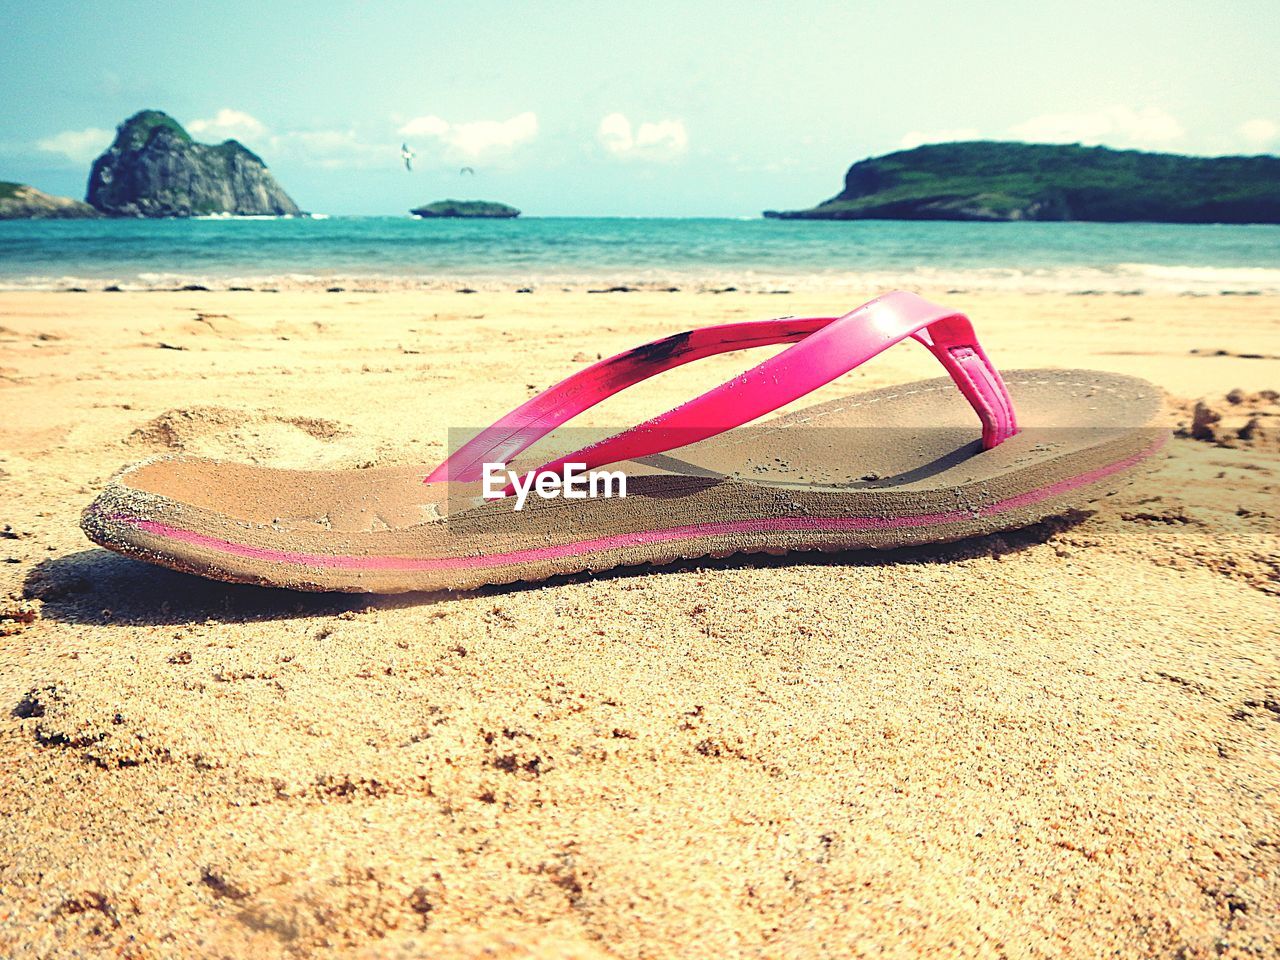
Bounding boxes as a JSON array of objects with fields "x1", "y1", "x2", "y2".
[
  {"x1": 190, "y1": 213, "x2": 331, "y2": 220},
  {"x1": 2, "y1": 263, "x2": 1278, "y2": 295}
]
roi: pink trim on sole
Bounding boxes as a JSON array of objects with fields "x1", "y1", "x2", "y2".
[{"x1": 103, "y1": 437, "x2": 1165, "y2": 577}]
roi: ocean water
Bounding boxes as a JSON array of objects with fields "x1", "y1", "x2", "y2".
[{"x1": 0, "y1": 216, "x2": 1277, "y2": 294}]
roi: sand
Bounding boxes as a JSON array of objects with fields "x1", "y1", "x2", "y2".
[{"x1": 0, "y1": 287, "x2": 1277, "y2": 959}]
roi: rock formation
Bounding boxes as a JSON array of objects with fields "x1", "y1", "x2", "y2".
[
  {"x1": 87, "y1": 110, "x2": 300, "y2": 218},
  {"x1": 410, "y1": 200, "x2": 520, "y2": 219},
  {"x1": 0, "y1": 182, "x2": 101, "y2": 219}
]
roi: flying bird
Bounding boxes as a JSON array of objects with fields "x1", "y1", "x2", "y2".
[
  {"x1": 459, "y1": 166, "x2": 475, "y2": 176},
  {"x1": 401, "y1": 143, "x2": 417, "y2": 172}
]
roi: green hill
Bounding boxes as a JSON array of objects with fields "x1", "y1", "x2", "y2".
[{"x1": 763, "y1": 142, "x2": 1280, "y2": 223}]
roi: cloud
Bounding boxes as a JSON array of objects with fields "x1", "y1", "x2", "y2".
[
  {"x1": 898, "y1": 128, "x2": 980, "y2": 149},
  {"x1": 1239, "y1": 118, "x2": 1278, "y2": 149},
  {"x1": 269, "y1": 129, "x2": 390, "y2": 169},
  {"x1": 1008, "y1": 106, "x2": 1185, "y2": 148},
  {"x1": 399, "y1": 116, "x2": 449, "y2": 139},
  {"x1": 188, "y1": 108, "x2": 267, "y2": 143},
  {"x1": 598, "y1": 113, "x2": 688, "y2": 161},
  {"x1": 36, "y1": 127, "x2": 113, "y2": 163},
  {"x1": 597, "y1": 113, "x2": 633, "y2": 155},
  {"x1": 398, "y1": 111, "x2": 538, "y2": 159}
]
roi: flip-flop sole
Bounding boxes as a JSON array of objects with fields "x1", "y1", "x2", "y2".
[{"x1": 81, "y1": 370, "x2": 1165, "y2": 593}]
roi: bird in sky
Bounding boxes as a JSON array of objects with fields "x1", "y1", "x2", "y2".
[
  {"x1": 459, "y1": 166, "x2": 475, "y2": 176},
  {"x1": 401, "y1": 143, "x2": 417, "y2": 172}
]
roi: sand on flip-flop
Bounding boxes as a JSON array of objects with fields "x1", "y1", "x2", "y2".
[{"x1": 0, "y1": 288, "x2": 1277, "y2": 959}]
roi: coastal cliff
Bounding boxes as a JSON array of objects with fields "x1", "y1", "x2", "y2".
[
  {"x1": 0, "y1": 182, "x2": 101, "y2": 219},
  {"x1": 87, "y1": 110, "x2": 301, "y2": 218},
  {"x1": 410, "y1": 200, "x2": 520, "y2": 219},
  {"x1": 764, "y1": 142, "x2": 1280, "y2": 223}
]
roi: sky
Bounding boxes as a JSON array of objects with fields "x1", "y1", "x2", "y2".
[{"x1": 2, "y1": 0, "x2": 1277, "y2": 216}]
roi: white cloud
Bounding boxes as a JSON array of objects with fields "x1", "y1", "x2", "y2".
[
  {"x1": 1238, "y1": 118, "x2": 1278, "y2": 149},
  {"x1": 1008, "y1": 106, "x2": 1185, "y2": 149},
  {"x1": 598, "y1": 113, "x2": 688, "y2": 161},
  {"x1": 269, "y1": 129, "x2": 389, "y2": 169},
  {"x1": 598, "y1": 113, "x2": 633, "y2": 155},
  {"x1": 636, "y1": 119, "x2": 688, "y2": 154},
  {"x1": 188, "y1": 108, "x2": 267, "y2": 143},
  {"x1": 399, "y1": 115, "x2": 450, "y2": 139},
  {"x1": 36, "y1": 127, "x2": 113, "y2": 163},
  {"x1": 898, "y1": 128, "x2": 980, "y2": 149},
  {"x1": 398, "y1": 111, "x2": 538, "y2": 159}
]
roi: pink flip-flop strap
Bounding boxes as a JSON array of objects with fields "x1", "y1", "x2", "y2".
[{"x1": 426, "y1": 290, "x2": 1017, "y2": 484}]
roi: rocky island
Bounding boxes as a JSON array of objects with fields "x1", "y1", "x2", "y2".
[
  {"x1": 87, "y1": 110, "x2": 301, "y2": 218},
  {"x1": 764, "y1": 141, "x2": 1280, "y2": 223},
  {"x1": 0, "y1": 182, "x2": 101, "y2": 219},
  {"x1": 410, "y1": 200, "x2": 520, "y2": 219}
]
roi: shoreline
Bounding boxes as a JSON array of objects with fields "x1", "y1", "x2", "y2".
[{"x1": 3, "y1": 272, "x2": 1280, "y2": 297}]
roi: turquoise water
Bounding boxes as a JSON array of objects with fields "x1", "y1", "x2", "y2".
[{"x1": 0, "y1": 216, "x2": 1277, "y2": 292}]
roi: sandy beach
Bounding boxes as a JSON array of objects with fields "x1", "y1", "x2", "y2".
[{"x1": 1, "y1": 287, "x2": 1277, "y2": 958}]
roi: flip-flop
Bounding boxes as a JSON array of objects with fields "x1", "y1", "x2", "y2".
[{"x1": 82, "y1": 291, "x2": 1165, "y2": 593}]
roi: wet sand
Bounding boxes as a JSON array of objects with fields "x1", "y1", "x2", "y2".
[{"x1": 1, "y1": 287, "x2": 1277, "y2": 958}]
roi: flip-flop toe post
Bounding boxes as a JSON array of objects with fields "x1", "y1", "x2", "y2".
[{"x1": 82, "y1": 291, "x2": 1165, "y2": 592}]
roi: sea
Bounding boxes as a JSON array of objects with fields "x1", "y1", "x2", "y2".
[{"x1": 0, "y1": 216, "x2": 1277, "y2": 295}]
